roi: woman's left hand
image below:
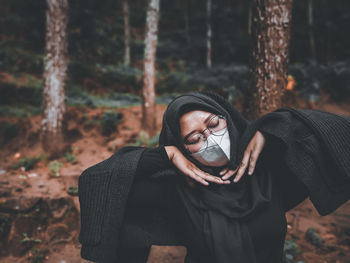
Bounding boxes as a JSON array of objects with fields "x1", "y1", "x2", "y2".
[{"x1": 220, "y1": 130, "x2": 266, "y2": 182}]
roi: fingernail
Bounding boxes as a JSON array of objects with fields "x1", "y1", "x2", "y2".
[
  {"x1": 234, "y1": 178, "x2": 238, "y2": 183},
  {"x1": 248, "y1": 170, "x2": 252, "y2": 175}
]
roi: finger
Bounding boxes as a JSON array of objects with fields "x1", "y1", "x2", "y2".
[
  {"x1": 195, "y1": 169, "x2": 225, "y2": 184},
  {"x1": 248, "y1": 150, "x2": 259, "y2": 175},
  {"x1": 221, "y1": 169, "x2": 237, "y2": 180},
  {"x1": 234, "y1": 151, "x2": 251, "y2": 183},
  {"x1": 189, "y1": 171, "x2": 209, "y2": 186},
  {"x1": 220, "y1": 168, "x2": 228, "y2": 176}
]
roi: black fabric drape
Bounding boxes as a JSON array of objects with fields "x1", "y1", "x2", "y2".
[
  {"x1": 158, "y1": 91, "x2": 274, "y2": 263},
  {"x1": 78, "y1": 91, "x2": 350, "y2": 263}
]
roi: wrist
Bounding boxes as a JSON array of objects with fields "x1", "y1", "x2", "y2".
[{"x1": 164, "y1": 146, "x2": 176, "y2": 161}]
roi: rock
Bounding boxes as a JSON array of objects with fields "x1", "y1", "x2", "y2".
[
  {"x1": 47, "y1": 198, "x2": 69, "y2": 219},
  {"x1": 45, "y1": 223, "x2": 71, "y2": 244},
  {"x1": 27, "y1": 173, "x2": 38, "y2": 178}
]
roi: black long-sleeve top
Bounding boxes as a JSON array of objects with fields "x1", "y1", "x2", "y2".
[{"x1": 131, "y1": 140, "x2": 309, "y2": 263}]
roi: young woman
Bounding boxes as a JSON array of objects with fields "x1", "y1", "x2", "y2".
[{"x1": 78, "y1": 91, "x2": 350, "y2": 263}]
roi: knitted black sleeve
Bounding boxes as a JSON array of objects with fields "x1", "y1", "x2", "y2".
[{"x1": 136, "y1": 146, "x2": 174, "y2": 177}]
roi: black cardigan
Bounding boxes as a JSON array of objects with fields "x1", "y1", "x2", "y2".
[{"x1": 78, "y1": 108, "x2": 350, "y2": 262}]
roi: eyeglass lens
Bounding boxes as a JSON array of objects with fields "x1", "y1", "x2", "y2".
[{"x1": 186, "y1": 115, "x2": 227, "y2": 151}]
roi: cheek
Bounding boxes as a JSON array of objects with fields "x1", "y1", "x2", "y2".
[{"x1": 185, "y1": 141, "x2": 207, "y2": 153}]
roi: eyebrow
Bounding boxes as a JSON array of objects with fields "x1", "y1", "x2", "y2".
[{"x1": 183, "y1": 113, "x2": 214, "y2": 142}]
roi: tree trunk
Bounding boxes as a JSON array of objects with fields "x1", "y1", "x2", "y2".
[
  {"x1": 184, "y1": 0, "x2": 191, "y2": 46},
  {"x1": 243, "y1": 0, "x2": 293, "y2": 120},
  {"x1": 206, "y1": 0, "x2": 212, "y2": 68},
  {"x1": 142, "y1": 0, "x2": 159, "y2": 137},
  {"x1": 123, "y1": 0, "x2": 131, "y2": 66},
  {"x1": 308, "y1": 0, "x2": 316, "y2": 59},
  {"x1": 41, "y1": 0, "x2": 68, "y2": 157}
]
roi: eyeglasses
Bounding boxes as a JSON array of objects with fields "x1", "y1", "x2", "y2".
[{"x1": 183, "y1": 115, "x2": 227, "y2": 147}]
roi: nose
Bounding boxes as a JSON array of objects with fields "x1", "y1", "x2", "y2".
[{"x1": 202, "y1": 128, "x2": 212, "y2": 139}]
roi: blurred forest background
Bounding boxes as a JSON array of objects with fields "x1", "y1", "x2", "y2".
[{"x1": 0, "y1": 0, "x2": 349, "y2": 262}]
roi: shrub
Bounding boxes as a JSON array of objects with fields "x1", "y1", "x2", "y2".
[
  {"x1": 67, "y1": 186, "x2": 78, "y2": 196},
  {"x1": 12, "y1": 156, "x2": 40, "y2": 171},
  {"x1": 283, "y1": 239, "x2": 298, "y2": 263},
  {"x1": 49, "y1": 160, "x2": 62, "y2": 177},
  {"x1": 64, "y1": 152, "x2": 77, "y2": 164},
  {"x1": 128, "y1": 131, "x2": 160, "y2": 148},
  {"x1": 306, "y1": 227, "x2": 323, "y2": 247},
  {"x1": 100, "y1": 111, "x2": 123, "y2": 136},
  {"x1": 0, "y1": 121, "x2": 18, "y2": 145}
]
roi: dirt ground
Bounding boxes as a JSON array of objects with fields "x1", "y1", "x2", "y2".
[{"x1": 0, "y1": 91, "x2": 349, "y2": 263}]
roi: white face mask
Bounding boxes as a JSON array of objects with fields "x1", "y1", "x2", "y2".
[{"x1": 190, "y1": 127, "x2": 231, "y2": 167}]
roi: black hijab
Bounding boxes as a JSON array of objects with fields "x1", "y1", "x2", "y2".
[{"x1": 158, "y1": 91, "x2": 273, "y2": 263}]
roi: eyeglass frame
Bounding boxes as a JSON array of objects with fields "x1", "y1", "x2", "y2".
[{"x1": 182, "y1": 114, "x2": 227, "y2": 146}]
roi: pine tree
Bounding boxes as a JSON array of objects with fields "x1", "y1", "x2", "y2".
[
  {"x1": 41, "y1": 0, "x2": 68, "y2": 156},
  {"x1": 141, "y1": 0, "x2": 160, "y2": 137},
  {"x1": 244, "y1": 0, "x2": 293, "y2": 120}
]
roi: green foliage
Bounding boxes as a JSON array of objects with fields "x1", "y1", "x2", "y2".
[
  {"x1": 0, "y1": 41, "x2": 44, "y2": 74},
  {"x1": 49, "y1": 160, "x2": 63, "y2": 177},
  {"x1": 20, "y1": 233, "x2": 41, "y2": 245},
  {"x1": 27, "y1": 248, "x2": 49, "y2": 263},
  {"x1": 0, "y1": 105, "x2": 41, "y2": 118},
  {"x1": 0, "y1": 74, "x2": 43, "y2": 106},
  {"x1": 156, "y1": 65, "x2": 247, "y2": 100},
  {"x1": 66, "y1": 86, "x2": 141, "y2": 108},
  {"x1": 64, "y1": 152, "x2": 77, "y2": 164},
  {"x1": 67, "y1": 185, "x2": 78, "y2": 196},
  {"x1": 12, "y1": 156, "x2": 41, "y2": 171},
  {"x1": 306, "y1": 227, "x2": 323, "y2": 247},
  {"x1": 0, "y1": 121, "x2": 18, "y2": 145},
  {"x1": 128, "y1": 131, "x2": 160, "y2": 148},
  {"x1": 283, "y1": 239, "x2": 298, "y2": 263},
  {"x1": 100, "y1": 111, "x2": 123, "y2": 136},
  {"x1": 96, "y1": 64, "x2": 143, "y2": 87}
]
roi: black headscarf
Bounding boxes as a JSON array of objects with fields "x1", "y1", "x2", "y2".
[{"x1": 159, "y1": 91, "x2": 273, "y2": 263}]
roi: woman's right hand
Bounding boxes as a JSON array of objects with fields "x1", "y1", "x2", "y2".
[{"x1": 165, "y1": 146, "x2": 231, "y2": 188}]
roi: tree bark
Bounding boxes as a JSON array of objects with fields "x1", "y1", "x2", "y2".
[
  {"x1": 308, "y1": 0, "x2": 316, "y2": 59},
  {"x1": 41, "y1": 0, "x2": 68, "y2": 157},
  {"x1": 123, "y1": 0, "x2": 131, "y2": 66},
  {"x1": 184, "y1": 0, "x2": 191, "y2": 46},
  {"x1": 243, "y1": 0, "x2": 293, "y2": 120},
  {"x1": 206, "y1": 0, "x2": 212, "y2": 68},
  {"x1": 142, "y1": 0, "x2": 159, "y2": 137}
]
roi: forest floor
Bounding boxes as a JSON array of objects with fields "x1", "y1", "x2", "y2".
[{"x1": 0, "y1": 90, "x2": 349, "y2": 263}]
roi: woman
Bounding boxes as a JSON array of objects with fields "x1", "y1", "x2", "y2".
[{"x1": 78, "y1": 91, "x2": 350, "y2": 263}]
